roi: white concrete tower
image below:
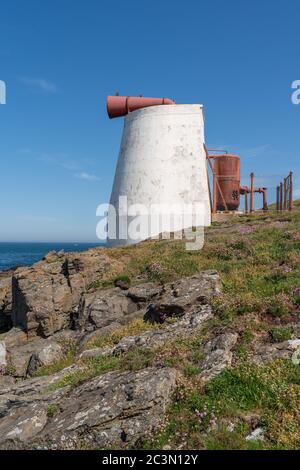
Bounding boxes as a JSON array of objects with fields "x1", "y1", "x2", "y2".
[{"x1": 107, "y1": 103, "x2": 211, "y2": 246}]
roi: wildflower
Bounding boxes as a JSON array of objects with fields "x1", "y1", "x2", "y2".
[{"x1": 239, "y1": 225, "x2": 256, "y2": 235}]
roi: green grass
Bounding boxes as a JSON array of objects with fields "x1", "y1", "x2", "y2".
[
  {"x1": 144, "y1": 359, "x2": 300, "y2": 450},
  {"x1": 48, "y1": 347, "x2": 158, "y2": 392},
  {"x1": 105, "y1": 210, "x2": 300, "y2": 328},
  {"x1": 87, "y1": 279, "x2": 114, "y2": 290},
  {"x1": 88, "y1": 275, "x2": 131, "y2": 291},
  {"x1": 85, "y1": 206, "x2": 300, "y2": 329},
  {"x1": 270, "y1": 326, "x2": 293, "y2": 343},
  {"x1": 113, "y1": 274, "x2": 131, "y2": 285},
  {"x1": 93, "y1": 205, "x2": 300, "y2": 449},
  {"x1": 47, "y1": 403, "x2": 60, "y2": 418},
  {"x1": 48, "y1": 355, "x2": 122, "y2": 391},
  {"x1": 85, "y1": 318, "x2": 162, "y2": 350},
  {"x1": 32, "y1": 202, "x2": 300, "y2": 450}
]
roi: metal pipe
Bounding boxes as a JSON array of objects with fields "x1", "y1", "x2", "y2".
[
  {"x1": 245, "y1": 192, "x2": 249, "y2": 213},
  {"x1": 213, "y1": 172, "x2": 217, "y2": 213},
  {"x1": 250, "y1": 172, "x2": 255, "y2": 213},
  {"x1": 240, "y1": 186, "x2": 249, "y2": 213},
  {"x1": 276, "y1": 186, "x2": 279, "y2": 211},
  {"x1": 289, "y1": 171, "x2": 293, "y2": 211},
  {"x1": 279, "y1": 182, "x2": 283, "y2": 211},
  {"x1": 106, "y1": 95, "x2": 176, "y2": 119},
  {"x1": 240, "y1": 185, "x2": 268, "y2": 213},
  {"x1": 262, "y1": 188, "x2": 268, "y2": 211},
  {"x1": 255, "y1": 187, "x2": 268, "y2": 211},
  {"x1": 206, "y1": 159, "x2": 213, "y2": 214},
  {"x1": 283, "y1": 178, "x2": 287, "y2": 210}
]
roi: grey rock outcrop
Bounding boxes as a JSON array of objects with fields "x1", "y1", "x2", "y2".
[
  {"x1": 11, "y1": 249, "x2": 118, "y2": 338},
  {"x1": 252, "y1": 339, "x2": 300, "y2": 364},
  {"x1": 80, "y1": 304, "x2": 213, "y2": 360},
  {"x1": 0, "y1": 327, "x2": 65, "y2": 377},
  {"x1": 144, "y1": 271, "x2": 221, "y2": 323},
  {"x1": 0, "y1": 367, "x2": 178, "y2": 449},
  {"x1": 0, "y1": 341, "x2": 7, "y2": 373},
  {"x1": 0, "y1": 266, "x2": 224, "y2": 449},
  {"x1": 72, "y1": 289, "x2": 146, "y2": 334},
  {"x1": 201, "y1": 332, "x2": 239, "y2": 382},
  {"x1": 0, "y1": 272, "x2": 13, "y2": 331},
  {"x1": 27, "y1": 342, "x2": 64, "y2": 376},
  {"x1": 76, "y1": 271, "x2": 220, "y2": 335}
]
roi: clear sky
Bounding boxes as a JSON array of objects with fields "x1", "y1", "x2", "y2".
[{"x1": 0, "y1": 0, "x2": 299, "y2": 242}]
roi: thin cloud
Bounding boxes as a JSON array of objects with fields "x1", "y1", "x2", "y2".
[
  {"x1": 241, "y1": 144, "x2": 271, "y2": 159},
  {"x1": 20, "y1": 215, "x2": 56, "y2": 223},
  {"x1": 20, "y1": 77, "x2": 58, "y2": 93},
  {"x1": 37, "y1": 153, "x2": 81, "y2": 171},
  {"x1": 37, "y1": 153, "x2": 100, "y2": 181},
  {"x1": 76, "y1": 172, "x2": 100, "y2": 181},
  {"x1": 208, "y1": 144, "x2": 271, "y2": 159}
]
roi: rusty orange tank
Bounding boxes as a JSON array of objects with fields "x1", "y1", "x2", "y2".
[{"x1": 213, "y1": 154, "x2": 240, "y2": 211}]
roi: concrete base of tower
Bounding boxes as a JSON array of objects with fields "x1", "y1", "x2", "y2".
[{"x1": 107, "y1": 104, "x2": 211, "y2": 247}]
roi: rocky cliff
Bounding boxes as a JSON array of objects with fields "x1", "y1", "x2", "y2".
[{"x1": 1, "y1": 205, "x2": 300, "y2": 449}]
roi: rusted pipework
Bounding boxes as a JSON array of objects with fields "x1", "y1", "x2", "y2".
[
  {"x1": 245, "y1": 191, "x2": 249, "y2": 213},
  {"x1": 276, "y1": 172, "x2": 293, "y2": 212},
  {"x1": 276, "y1": 186, "x2": 280, "y2": 211},
  {"x1": 239, "y1": 185, "x2": 249, "y2": 194},
  {"x1": 209, "y1": 153, "x2": 240, "y2": 211},
  {"x1": 251, "y1": 187, "x2": 268, "y2": 211},
  {"x1": 250, "y1": 172, "x2": 255, "y2": 213},
  {"x1": 256, "y1": 187, "x2": 268, "y2": 211},
  {"x1": 106, "y1": 95, "x2": 176, "y2": 119},
  {"x1": 289, "y1": 172, "x2": 293, "y2": 211},
  {"x1": 279, "y1": 182, "x2": 283, "y2": 211},
  {"x1": 239, "y1": 185, "x2": 268, "y2": 212},
  {"x1": 206, "y1": 148, "x2": 270, "y2": 215},
  {"x1": 284, "y1": 172, "x2": 293, "y2": 211},
  {"x1": 240, "y1": 185, "x2": 249, "y2": 213},
  {"x1": 283, "y1": 178, "x2": 287, "y2": 210},
  {"x1": 204, "y1": 145, "x2": 228, "y2": 213}
]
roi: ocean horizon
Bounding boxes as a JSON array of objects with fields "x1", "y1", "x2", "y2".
[{"x1": 0, "y1": 242, "x2": 104, "y2": 271}]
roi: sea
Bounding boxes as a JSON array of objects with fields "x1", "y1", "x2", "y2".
[{"x1": 0, "y1": 242, "x2": 103, "y2": 271}]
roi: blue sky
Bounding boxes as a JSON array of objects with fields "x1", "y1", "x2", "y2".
[{"x1": 0, "y1": 0, "x2": 299, "y2": 242}]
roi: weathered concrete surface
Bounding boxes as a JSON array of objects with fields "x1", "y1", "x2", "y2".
[{"x1": 108, "y1": 104, "x2": 211, "y2": 246}]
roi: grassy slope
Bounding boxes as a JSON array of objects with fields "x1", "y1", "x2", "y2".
[{"x1": 41, "y1": 202, "x2": 300, "y2": 449}]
